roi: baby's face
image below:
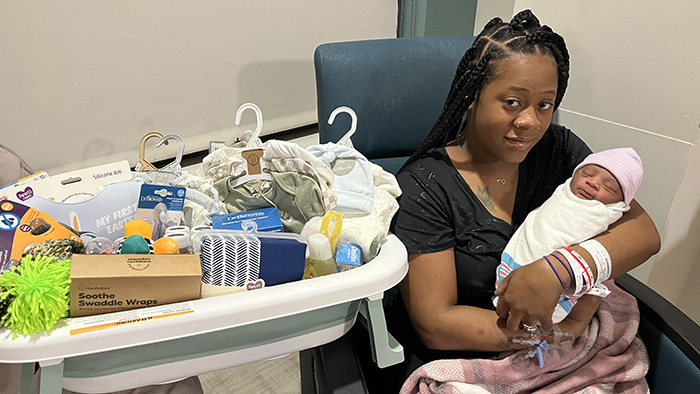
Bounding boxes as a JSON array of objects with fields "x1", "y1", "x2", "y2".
[{"x1": 570, "y1": 164, "x2": 624, "y2": 205}]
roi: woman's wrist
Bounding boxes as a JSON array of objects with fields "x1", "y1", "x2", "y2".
[
  {"x1": 566, "y1": 246, "x2": 598, "y2": 282},
  {"x1": 546, "y1": 251, "x2": 573, "y2": 288}
]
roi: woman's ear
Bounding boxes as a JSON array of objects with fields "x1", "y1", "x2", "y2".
[{"x1": 467, "y1": 91, "x2": 480, "y2": 112}]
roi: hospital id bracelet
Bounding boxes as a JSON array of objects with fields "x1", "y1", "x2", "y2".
[{"x1": 579, "y1": 239, "x2": 611, "y2": 285}]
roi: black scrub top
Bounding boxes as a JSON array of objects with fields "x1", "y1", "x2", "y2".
[{"x1": 387, "y1": 123, "x2": 591, "y2": 362}]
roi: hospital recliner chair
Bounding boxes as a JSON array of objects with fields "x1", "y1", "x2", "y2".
[{"x1": 300, "y1": 35, "x2": 700, "y2": 394}]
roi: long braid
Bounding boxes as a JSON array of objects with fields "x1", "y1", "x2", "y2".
[{"x1": 403, "y1": 9, "x2": 570, "y2": 169}]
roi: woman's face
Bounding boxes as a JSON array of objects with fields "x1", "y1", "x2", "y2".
[{"x1": 466, "y1": 54, "x2": 558, "y2": 164}]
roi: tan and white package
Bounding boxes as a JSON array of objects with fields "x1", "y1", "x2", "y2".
[{"x1": 70, "y1": 254, "x2": 202, "y2": 317}]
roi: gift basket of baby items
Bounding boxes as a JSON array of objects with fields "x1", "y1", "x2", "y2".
[{"x1": 0, "y1": 103, "x2": 408, "y2": 393}]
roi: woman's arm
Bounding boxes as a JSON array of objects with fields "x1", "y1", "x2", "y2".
[
  {"x1": 495, "y1": 199, "x2": 660, "y2": 331},
  {"x1": 401, "y1": 248, "x2": 595, "y2": 351},
  {"x1": 401, "y1": 249, "x2": 525, "y2": 351}
]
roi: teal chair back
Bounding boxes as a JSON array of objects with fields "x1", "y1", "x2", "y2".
[{"x1": 314, "y1": 36, "x2": 476, "y2": 174}]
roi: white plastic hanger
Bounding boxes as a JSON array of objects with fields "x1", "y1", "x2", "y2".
[
  {"x1": 225, "y1": 103, "x2": 264, "y2": 147},
  {"x1": 135, "y1": 133, "x2": 186, "y2": 185},
  {"x1": 156, "y1": 134, "x2": 185, "y2": 176},
  {"x1": 328, "y1": 106, "x2": 357, "y2": 148}
]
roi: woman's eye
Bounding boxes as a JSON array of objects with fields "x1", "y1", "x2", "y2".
[
  {"x1": 540, "y1": 102, "x2": 553, "y2": 110},
  {"x1": 504, "y1": 99, "x2": 520, "y2": 107}
]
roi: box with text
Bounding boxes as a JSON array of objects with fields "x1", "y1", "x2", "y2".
[{"x1": 70, "y1": 254, "x2": 202, "y2": 317}]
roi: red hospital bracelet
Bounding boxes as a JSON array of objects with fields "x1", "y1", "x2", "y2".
[{"x1": 563, "y1": 247, "x2": 593, "y2": 293}]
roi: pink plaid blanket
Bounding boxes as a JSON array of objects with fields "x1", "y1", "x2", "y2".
[{"x1": 400, "y1": 281, "x2": 649, "y2": 394}]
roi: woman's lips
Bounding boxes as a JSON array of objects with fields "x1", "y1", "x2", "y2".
[{"x1": 505, "y1": 137, "x2": 533, "y2": 150}]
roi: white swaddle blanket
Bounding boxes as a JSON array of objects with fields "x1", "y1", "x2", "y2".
[{"x1": 496, "y1": 178, "x2": 628, "y2": 322}]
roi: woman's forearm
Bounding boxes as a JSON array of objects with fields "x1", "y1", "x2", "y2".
[
  {"x1": 411, "y1": 302, "x2": 527, "y2": 352},
  {"x1": 401, "y1": 250, "x2": 527, "y2": 352},
  {"x1": 408, "y1": 294, "x2": 593, "y2": 352}
]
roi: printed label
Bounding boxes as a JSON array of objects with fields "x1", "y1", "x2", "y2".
[
  {"x1": 331, "y1": 158, "x2": 356, "y2": 176},
  {"x1": 69, "y1": 302, "x2": 194, "y2": 335}
]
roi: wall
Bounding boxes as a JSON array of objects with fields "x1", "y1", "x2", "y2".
[
  {"x1": 423, "y1": 0, "x2": 477, "y2": 37},
  {"x1": 399, "y1": 0, "x2": 477, "y2": 38},
  {"x1": 475, "y1": 1, "x2": 700, "y2": 317},
  {"x1": 473, "y1": 0, "x2": 515, "y2": 34},
  {"x1": 0, "y1": 1, "x2": 397, "y2": 175}
]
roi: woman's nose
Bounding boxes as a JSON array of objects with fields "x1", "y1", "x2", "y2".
[{"x1": 515, "y1": 108, "x2": 541, "y2": 129}]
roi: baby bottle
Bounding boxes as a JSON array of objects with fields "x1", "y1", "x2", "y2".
[{"x1": 303, "y1": 233, "x2": 338, "y2": 279}]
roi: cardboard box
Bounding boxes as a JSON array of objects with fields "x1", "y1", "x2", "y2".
[{"x1": 70, "y1": 254, "x2": 202, "y2": 317}]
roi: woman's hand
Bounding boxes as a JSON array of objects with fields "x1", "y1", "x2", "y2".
[{"x1": 494, "y1": 258, "x2": 564, "y2": 331}]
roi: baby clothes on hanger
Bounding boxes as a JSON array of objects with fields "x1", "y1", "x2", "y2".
[
  {"x1": 197, "y1": 147, "x2": 250, "y2": 182},
  {"x1": 213, "y1": 171, "x2": 326, "y2": 234},
  {"x1": 262, "y1": 140, "x2": 337, "y2": 212},
  {"x1": 197, "y1": 139, "x2": 337, "y2": 212},
  {"x1": 196, "y1": 131, "x2": 265, "y2": 182},
  {"x1": 307, "y1": 142, "x2": 374, "y2": 215}
]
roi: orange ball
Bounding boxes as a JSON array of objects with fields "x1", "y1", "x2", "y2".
[
  {"x1": 153, "y1": 237, "x2": 180, "y2": 254},
  {"x1": 124, "y1": 220, "x2": 153, "y2": 239}
]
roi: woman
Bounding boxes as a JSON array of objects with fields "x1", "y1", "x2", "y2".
[{"x1": 358, "y1": 10, "x2": 660, "y2": 392}]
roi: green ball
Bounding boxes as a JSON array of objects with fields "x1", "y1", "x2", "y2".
[{"x1": 120, "y1": 235, "x2": 150, "y2": 254}]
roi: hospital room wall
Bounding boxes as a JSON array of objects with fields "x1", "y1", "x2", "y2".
[
  {"x1": 0, "y1": 1, "x2": 397, "y2": 174},
  {"x1": 476, "y1": 1, "x2": 700, "y2": 320}
]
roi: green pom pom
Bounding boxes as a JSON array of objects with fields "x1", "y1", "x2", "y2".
[{"x1": 0, "y1": 255, "x2": 71, "y2": 338}]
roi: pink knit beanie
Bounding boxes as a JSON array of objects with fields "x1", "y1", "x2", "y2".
[{"x1": 573, "y1": 147, "x2": 643, "y2": 206}]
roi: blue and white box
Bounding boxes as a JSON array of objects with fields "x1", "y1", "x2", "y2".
[
  {"x1": 212, "y1": 207, "x2": 283, "y2": 232},
  {"x1": 335, "y1": 243, "x2": 362, "y2": 272}
]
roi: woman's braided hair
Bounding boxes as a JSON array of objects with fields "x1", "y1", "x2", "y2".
[{"x1": 404, "y1": 9, "x2": 570, "y2": 168}]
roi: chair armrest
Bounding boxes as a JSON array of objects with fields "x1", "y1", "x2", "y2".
[{"x1": 615, "y1": 274, "x2": 700, "y2": 391}]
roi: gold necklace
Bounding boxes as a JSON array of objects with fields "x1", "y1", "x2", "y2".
[{"x1": 457, "y1": 143, "x2": 517, "y2": 185}]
